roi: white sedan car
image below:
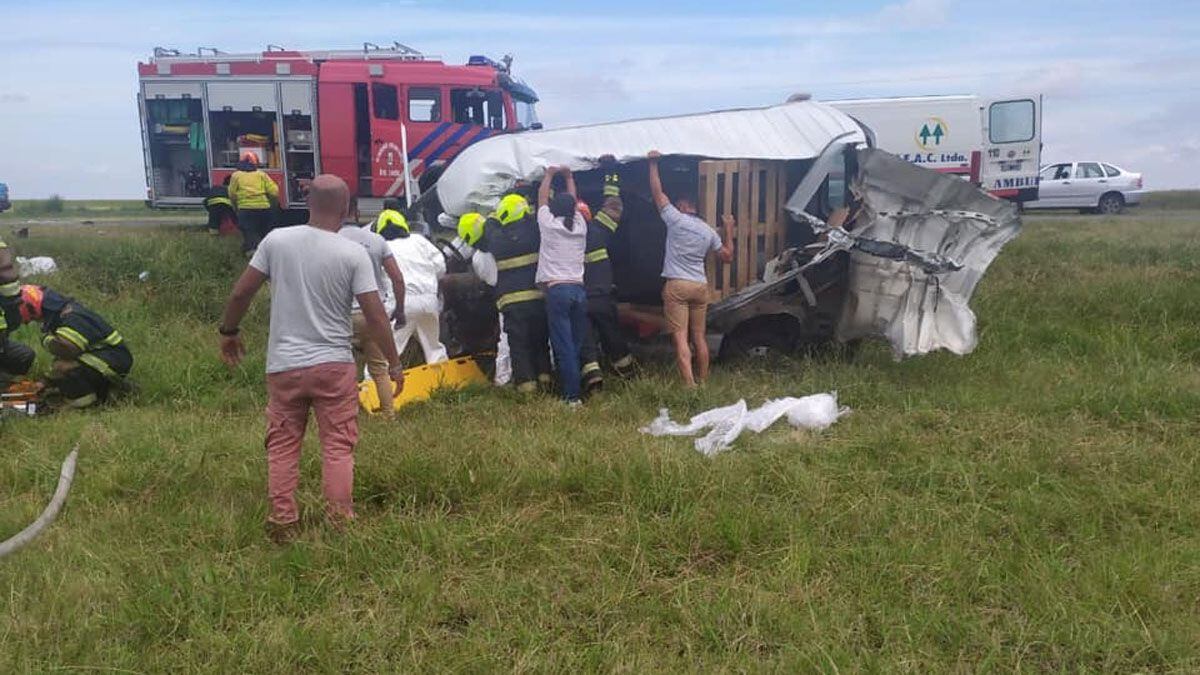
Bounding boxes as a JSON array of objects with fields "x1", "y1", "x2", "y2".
[{"x1": 1026, "y1": 161, "x2": 1145, "y2": 214}]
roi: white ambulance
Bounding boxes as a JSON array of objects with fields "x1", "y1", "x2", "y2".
[{"x1": 828, "y1": 95, "x2": 1042, "y2": 202}]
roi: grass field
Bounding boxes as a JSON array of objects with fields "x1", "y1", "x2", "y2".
[
  {"x1": 1, "y1": 189, "x2": 1195, "y2": 222},
  {"x1": 2, "y1": 209, "x2": 1199, "y2": 672},
  {"x1": 0, "y1": 199, "x2": 190, "y2": 221},
  {"x1": 1140, "y1": 190, "x2": 1200, "y2": 210}
]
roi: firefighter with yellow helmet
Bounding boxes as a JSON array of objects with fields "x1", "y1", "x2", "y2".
[
  {"x1": 472, "y1": 193, "x2": 552, "y2": 392},
  {"x1": 375, "y1": 199, "x2": 448, "y2": 365},
  {"x1": 457, "y1": 212, "x2": 485, "y2": 248},
  {"x1": 0, "y1": 236, "x2": 36, "y2": 384},
  {"x1": 375, "y1": 198, "x2": 409, "y2": 239}
]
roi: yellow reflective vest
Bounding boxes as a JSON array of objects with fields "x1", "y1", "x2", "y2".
[{"x1": 229, "y1": 170, "x2": 279, "y2": 210}]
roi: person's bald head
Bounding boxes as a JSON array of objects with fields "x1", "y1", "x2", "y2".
[{"x1": 307, "y1": 174, "x2": 350, "y2": 228}]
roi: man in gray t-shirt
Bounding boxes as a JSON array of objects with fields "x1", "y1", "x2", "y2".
[
  {"x1": 647, "y1": 150, "x2": 734, "y2": 387},
  {"x1": 218, "y1": 174, "x2": 403, "y2": 539},
  {"x1": 660, "y1": 203, "x2": 724, "y2": 283},
  {"x1": 244, "y1": 226, "x2": 379, "y2": 373}
]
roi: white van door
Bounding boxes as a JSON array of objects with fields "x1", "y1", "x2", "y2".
[{"x1": 980, "y1": 96, "x2": 1041, "y2": 201}]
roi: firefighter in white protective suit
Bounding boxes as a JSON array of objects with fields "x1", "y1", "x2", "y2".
[{"x1": 375, "y1": 210, "x2": 449, "y2": 364}]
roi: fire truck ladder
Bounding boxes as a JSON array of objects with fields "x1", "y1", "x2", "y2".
[{"x1": 150, "y1": 42, "x2": 435, "y2": 65}]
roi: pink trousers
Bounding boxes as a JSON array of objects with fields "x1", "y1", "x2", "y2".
[{"x1": 264, "y1": 361, "x2": 359, "y2": 525}]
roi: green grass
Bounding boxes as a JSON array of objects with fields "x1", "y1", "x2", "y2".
[
  {"x1": 3, "y1": 211, "x2": 1200, "y2": 671},
  {"x1": 1141, "y1": 190, "x2": 1200, "y2": 210},
  {"x1": 0, "y1": 199, "x2": 194, "y2": 221}
]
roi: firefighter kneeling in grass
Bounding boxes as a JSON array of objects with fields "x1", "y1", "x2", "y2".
[
  {"x1": 15, "y1": 285, "x2": 133, "y2": 408},
  {"x1": 0, "y1": 236, "x2": 36, "y2": 385}
]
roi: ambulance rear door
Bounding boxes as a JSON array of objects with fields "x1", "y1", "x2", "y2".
[{"x1": 980, "y1": 95, "x2": 1042, "y2": 202}]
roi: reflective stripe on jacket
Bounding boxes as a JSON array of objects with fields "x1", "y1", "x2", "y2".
[{"x1": 229, "y1": 170, "x2": 278, "y2": 210}]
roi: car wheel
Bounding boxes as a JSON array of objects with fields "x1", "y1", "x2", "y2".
[
  {"x1": 1098, "y1": 192, "x2": 1125, "y2": 215},
  {"x1": 720, "y1": 316, "x2": 799, "y2": 361}
]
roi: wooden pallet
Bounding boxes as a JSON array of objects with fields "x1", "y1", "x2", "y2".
[{"x1": 698, "y1": 160, "x2": 789, "y2": 299}]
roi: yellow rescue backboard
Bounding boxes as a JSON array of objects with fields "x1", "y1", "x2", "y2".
[{"x1": 358, "y1": 356, "x2": 489, "y2": 413}]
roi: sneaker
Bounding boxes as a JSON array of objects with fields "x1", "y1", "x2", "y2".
[
  {"x1": 611, "y1": 355, "x2": 636, "y2": 378},
  {"x1": 266, "y1": 520, "x2": 301, "y2": 544},
  {"x1": 566, "y1": 399, "x2": 583, "y2": 410}
]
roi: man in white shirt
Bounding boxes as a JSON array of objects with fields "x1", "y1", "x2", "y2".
[
  {"x1": 339, "y1": 196, "x2": 406, "y2": 415},
  {"x1": 536, "y1": 166, "x2": 589, "y2": 405},
  {"x1": 218, "y1": 174, "x2": 403, "y2": 541}
]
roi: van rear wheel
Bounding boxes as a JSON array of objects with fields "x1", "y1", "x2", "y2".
[
  {"x1": 720, "y1": 315, "x2": 799, "y2": 361},
  {"x1": 1098, "y1": 192, "x2": 1125, "y2": 215}
]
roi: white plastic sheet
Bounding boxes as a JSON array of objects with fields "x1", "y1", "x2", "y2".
[
  {"x1": 640, "y1": 393, "x2": 849, "y2": 456},
  {"x1": 16, "y1": 256, "x2": 57, "y2": 277}
]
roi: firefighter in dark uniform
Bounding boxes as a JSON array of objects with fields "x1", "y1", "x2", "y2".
[
  {"x1": 578, "y1": 160, "x2": 635, "y2": 392},
  {"x1": 0, "y1": 237, "x2": 35, "y2": 383},
  {"x1": 203, "y1": 176, "x2": 237, "y2": 236},
  {"x1": 14, "y1": 285, "x2": 133, "y2": 408},
  {"x1": 474, "y1": 193, "x2": 552, "y2": 393}
]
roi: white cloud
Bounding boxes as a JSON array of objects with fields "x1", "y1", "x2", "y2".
[
  {"x1": 875, "y1": 0, "x2": 954, "y2": 28},
  {"x1": 1005, "y1": 62, "x2": 1086, "y2": 97}
]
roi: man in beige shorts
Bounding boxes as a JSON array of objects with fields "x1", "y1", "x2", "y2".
[
  {"x1": 339, "y1": 197, "x2": 406, "y2": 414},
  {"x1": 647, "y1": 151, "x2": 734, "y2": 386}
]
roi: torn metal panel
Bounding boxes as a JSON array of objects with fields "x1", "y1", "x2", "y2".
[
  {"x1": 436, "y1": 101, "x2": 867, "y2": 217},
  {"x1": 825, "y1": 148, "x2": 1021, "y2": 358}
]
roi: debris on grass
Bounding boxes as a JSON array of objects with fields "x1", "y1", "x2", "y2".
[{"x1": 640, "y1": 392, "x2": 850, "y2": 456}]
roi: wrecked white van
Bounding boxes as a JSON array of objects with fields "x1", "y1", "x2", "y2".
[{"x1": 426, "y1": 100, "x2": 1020, "y2": 365}]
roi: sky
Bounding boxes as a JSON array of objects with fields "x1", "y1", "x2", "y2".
[{"x1": 0, "y1": 0, "x2": 1197, "y2": 198}]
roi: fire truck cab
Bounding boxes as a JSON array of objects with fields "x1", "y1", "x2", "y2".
[{"x1": 137, "y1": 43, "x2": 538, "y2": 214}]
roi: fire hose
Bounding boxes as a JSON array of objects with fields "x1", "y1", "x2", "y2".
[{"x1": 0, "y1": 445, "x2": 78, "y2": 560}]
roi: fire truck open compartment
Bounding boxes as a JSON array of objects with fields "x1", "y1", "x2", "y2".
[
  {"x1": 142, "y1": 82, "x2": 209, "y2": 200},
  {"x1": 140, "y1": 77, "x2": 318, "y2": 208},
  {"x1": 207, "y1": 82, "x2": 280, "y2": 169}
]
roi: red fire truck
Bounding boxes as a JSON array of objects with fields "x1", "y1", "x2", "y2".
[{"x1": 137, "y1": 43, "x2": 540, "y2": 215}]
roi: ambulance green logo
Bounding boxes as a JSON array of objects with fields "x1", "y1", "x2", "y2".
[{"x1": 916, "y1": 117, "x2": 947, "y2": 150}]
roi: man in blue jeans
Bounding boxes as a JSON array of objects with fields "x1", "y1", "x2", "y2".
[{"x1": 536, "y1": 165, "x2": 589, "y2": 405}]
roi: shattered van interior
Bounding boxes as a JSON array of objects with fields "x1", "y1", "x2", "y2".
[{"x1": 427, "y1": 101, "x2": 1021, "y2": 366}]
